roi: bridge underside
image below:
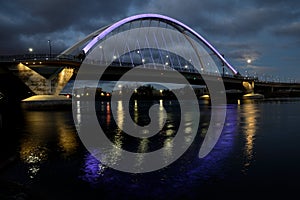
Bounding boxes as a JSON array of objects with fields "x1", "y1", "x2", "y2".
[
  {"x1": 1, "y1": 60, "x2": 252, "y2": 100},
  {"x1": 0, "y1": 65, "x2": 33, "y2": 101},
  {"x1": 2, "y1": 61, "x2": 300, "y2": 101},
  {"x1": 72, "y1": 65, "x2": 247, "y2": 89},
  {"x1": 6, "y1": 62, "x2": 74, "y2": 95}
]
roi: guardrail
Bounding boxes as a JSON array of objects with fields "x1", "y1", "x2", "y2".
[{"x1": 0, "y1": 54, "x2": 82, "y2": 62}]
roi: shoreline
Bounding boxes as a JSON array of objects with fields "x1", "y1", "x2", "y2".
[{"x1": 18, "y1": 94, "x2": 300, "y2": 111}]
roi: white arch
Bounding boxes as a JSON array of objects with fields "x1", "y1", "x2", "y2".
[{"x1": 81, "y1": 13, "x2": 238, "y2": 75}]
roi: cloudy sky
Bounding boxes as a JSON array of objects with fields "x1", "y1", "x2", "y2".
[{"x1": 1, "y1": 0, "x2": 300, "y2": 81}]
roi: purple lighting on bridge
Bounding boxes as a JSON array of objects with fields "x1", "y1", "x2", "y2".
[{"x1": 82, "y1": 13, "x2": 238, "y2": 75}]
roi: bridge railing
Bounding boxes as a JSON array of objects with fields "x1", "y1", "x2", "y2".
[{"x1": 0, "y1": 54, "x2": 82, "y2": 63}]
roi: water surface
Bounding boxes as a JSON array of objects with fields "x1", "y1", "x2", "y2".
[{"x1": 0, "y1": 99, "x2": 300, "y2": 199}]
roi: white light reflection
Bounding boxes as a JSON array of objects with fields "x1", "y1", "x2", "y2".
[
  {"x1": 183, "y1": 111, "x2": 194, "y2": 144},
  {"x1": 100, "y1": 101, "x2": 125, "y2": 168},
  {"x1": 158, "y1": 99, "x2": 165, "y2": 129},
  {"x1": 116, "y1": 101, "x2": 124, "y2": 130},
  {"x1": 76, "y1": 101, "x2": 81, "y2": 129},
  {"x1": 163, "y1": 138, "x2": 174, "y2": 162},
  {"x1": 136, "y1": 138, "x2": 150, "y2": 169}
]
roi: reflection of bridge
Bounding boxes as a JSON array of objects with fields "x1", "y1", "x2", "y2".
[{"x1": 0, "y1": 14, "x2": 300, "y2": 101}]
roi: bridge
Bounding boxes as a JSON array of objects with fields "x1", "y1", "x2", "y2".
[
  {"x1": 0, "y1": 53, "x2": 254, "y2": 95},
  {"x1": 1, "y1": 53, "x2": 299, "y2": 100},
  {"x1": 0, "y1": 14, "x2": 300, "y2": 101}
]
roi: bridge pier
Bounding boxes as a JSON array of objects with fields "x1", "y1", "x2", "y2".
[
  {"x1": 242, "y1": 81, "x2": 255, "y2": 94},
  {"x1": 9, "y1": 63, "x2": 74, "y2": 95}
]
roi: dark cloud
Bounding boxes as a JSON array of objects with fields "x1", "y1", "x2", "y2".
[
  {"x1": 0, "y1": 0, "x2": 135, "y2": 54},
  {"x1": 211, "y1": 41, "x2": 262, "y2": 64},
  {"x1": 272, "y1": 22, "x2": 300, "y2": 39},
  {"x1": 0, "y1": 0, "x2": 299, "y2": 80}
]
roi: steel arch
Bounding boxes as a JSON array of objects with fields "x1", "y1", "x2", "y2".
[{"x1": 81, "y1": 13, "x2": 238, "y2": 75}]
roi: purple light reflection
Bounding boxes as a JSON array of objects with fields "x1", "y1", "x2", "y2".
[
  {"x1": 188, "y1": 105, "x2": 238, "y2": 178},
  {"x1": 76, "y1": 105, "x2": 240, "y2": 198},
  {"x1": 80, "y1": 152, "x2": 106, "y2": 185}
]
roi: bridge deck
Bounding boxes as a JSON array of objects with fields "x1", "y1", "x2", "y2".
[{"x1": 1, "y1": 54, "x2": 300, "y2": 97}]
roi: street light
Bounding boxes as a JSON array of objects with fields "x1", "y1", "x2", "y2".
[
  {"x1": 48, "y1": 40, "x2": 52, "y2": 58},
  {"x1": 28, "y1": 48, "x2": 33, "y2": 58}
]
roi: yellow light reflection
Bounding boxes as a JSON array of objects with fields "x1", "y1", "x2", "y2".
[
  {"x1": 19, "y1": 111, "x2": 79, "y2": 179},
  {"x1": 134, "y1": 100, "x2": 138, "y2": 124},
  {"x1": 58, "y1": 127, "x2": 78, "y2": 158},
  {"x1": 241, "y1": 103, "x2": 259, "y2": 174},
  {"x1": 116, "y1": 101, "x2": 124, "y2": 130},
  {"x1": 20, "y1": 140, "x2": 48, "y2": 179},
  {"x1": 19, "y1": 112, "x2": 50, "y2": 179}
]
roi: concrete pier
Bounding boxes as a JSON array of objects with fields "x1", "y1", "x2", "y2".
[{"x1": 21, "y1": 95, "x2": 71, "y2": 110}]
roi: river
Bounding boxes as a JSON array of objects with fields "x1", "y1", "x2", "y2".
[{"x1": 0, "y1": 98, "x2": 300, "y2": 199}]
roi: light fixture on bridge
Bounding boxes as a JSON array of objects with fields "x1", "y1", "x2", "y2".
[{"x1": 28, "y1": 48, "x2": 33, "y2": 53}]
